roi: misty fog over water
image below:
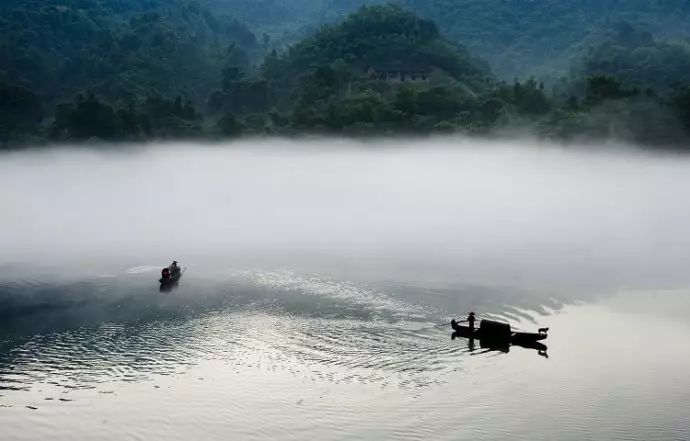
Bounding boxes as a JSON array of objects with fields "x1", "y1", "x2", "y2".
[
  {"x1": 1, "y1": 138, "x2": 690, "y2": 441},
  {"x1": 3, "y1": 137, "x2": 690, "y2": 291}
]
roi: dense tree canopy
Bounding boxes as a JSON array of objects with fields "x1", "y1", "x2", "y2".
[
  {"x1": 205, "y1": 0, "x2": 690, "y2": 79},
  {"x1": 4, "y1": 2, "x2": 690, "y2": 148},
  {"x1": 0, "y1": 0, "x2": 259, "y2": 104},
  {"x1": 570, "y1": 24, "x2": 690, "y2": 92},
  {"x1": 400, "y1": 0, "x2": 690, "y2": 78},
  {"x1": 242, "y1": 5, "x2": 496, "y2": 133},
  {"x1": 258, "y1": 4, "x2": 491, "y2": 102}
]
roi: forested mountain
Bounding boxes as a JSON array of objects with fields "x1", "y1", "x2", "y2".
[
  {"x1": 569, "y1": 23, "x2": 690, "y2": 92},
  {"x1": 400, "y1": 0, "x2": 690, "y2": 79},
  {"x1": 0, "y1": 0, "x2": 258, "y2": 102},
  {"x1": 203, "y1": 0, "x2": 690, "y2": 79},
  {"x1": 4, "y1": 1, "x2": 690, "y2": 147},
  {"x1": 0, "y1": 0, "x2": 262, "y2": 141},
  {"x1": 272, "y1": 5, "x2": 488, "y2": 83},
  {"x1": 207, "y1": 0, "x2": 376, "y2": 34},
  {"x1": 5, "y1": 0, "x2": 690, "y2": 98},
  {"x1": 248, "y1": 4, "x2": 494, "y2": 133}
]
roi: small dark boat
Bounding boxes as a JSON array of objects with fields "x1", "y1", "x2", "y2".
[
  {"x1": 451, "y1": 319, "x2": 548, "y2": 345},
  {"x1": 159, "y1": 261, "x2": 184, "y2": 285}
]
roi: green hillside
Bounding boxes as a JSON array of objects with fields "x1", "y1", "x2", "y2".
[
  {"x1": 249, "y1": 4, "x2": 494, "y2": 132},
  {"x1": 0, "y1": 0, "x2": 258, "y2": 103},
  {"x1": 569, "y1": 23, "x2": 690, "y2": 92},
  {"x1": 400, "y1": 0, "x2": 690, "y2": 78},
  {"x1": 205, "y1": 0, "x2": 690, "y2": 79},
  {"x1": 4, "y1": 1, "x2": 690, "y2": 147}
]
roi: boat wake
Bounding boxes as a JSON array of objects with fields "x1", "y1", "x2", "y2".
[
  {"x1": 125, "y1": 266, "x2": 161, "y2": 275},
  {"x1": 232, "y1": 269, "x2": 434, "y2": 322},
  {"x1": 0, "y1": 263, "x2": 561, "y2": 401}
]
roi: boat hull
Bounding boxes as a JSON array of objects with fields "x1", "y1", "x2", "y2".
[
  {"x1": 511, "y1": 331, "x2": 547, "y2": 344},
  {"x1": 159, "y1": 276, "x2": 180, "y2": 285},
  {"x1": 451, "y1": 323, "x2": 547, "y2": 344},
  {"x1": 159, "y1": 267, "x2": 184, "y2": 285}
]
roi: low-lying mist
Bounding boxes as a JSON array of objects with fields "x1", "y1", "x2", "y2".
[{"x1": 3, "y1": 137, "x2": 690, "y2": 292}]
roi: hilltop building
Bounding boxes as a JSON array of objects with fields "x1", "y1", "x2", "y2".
[{"x1": 367, "y1": 63, "x2": 432, "y2": 83}]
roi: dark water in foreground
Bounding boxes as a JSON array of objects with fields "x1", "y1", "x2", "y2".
[
  {"x1": 0, "y1": 263, "x2": 688, "y2": 441},
  {"x1": 2, "y1": 141, "x2": 690, "y2": 440}
]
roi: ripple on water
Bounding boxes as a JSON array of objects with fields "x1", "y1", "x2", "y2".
[
  {"x1": 0, "y1": 312, "x2": 467, "y2": 395},
  {"x1": 124, "y1": 266, "x2": 161, "y2": 275},
  {"x1": 0, "y1": 269, "x2": 553, "y2": 399}
]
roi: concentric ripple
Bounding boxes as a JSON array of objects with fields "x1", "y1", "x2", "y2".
[{"x1": 0, "y1": 269, "x2": 487, "y2": 396}]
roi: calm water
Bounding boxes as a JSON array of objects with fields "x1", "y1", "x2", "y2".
[{"x1": 1, "y1": 140, "x2": 689, "y2": 440}]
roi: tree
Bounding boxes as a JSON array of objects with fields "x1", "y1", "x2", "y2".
[
  {"x1": 514, "y1": 79, "x2": 550, "y2": 115},
  {"x1": 394, "y1": 87, "x2": 417, "y2": 115},
  {"x1": 671, "y1": 85, "x2": 690, "y2": 131},
  {"x1": 217, "y1": 112, "x2": 243, "y2": 136},
  {"x1": 51, "y1": 94, "x2": 123, "y2": 140},
  {"x1": 585, "y1": 76, "x2": 638, "y2": 106},
  {"x1": 0, "y1": 81, "x2": 42, "y2": 139}
]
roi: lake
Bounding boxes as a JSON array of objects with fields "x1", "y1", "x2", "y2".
[{"x1": 1, "y1": 139, "x2": 689, "y2": 440}]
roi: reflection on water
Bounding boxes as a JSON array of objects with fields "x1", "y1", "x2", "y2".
[
  {"x1": 0, "y1": 267, "x2": 464, "y2": 393},
  {"x1": 452, "y1": 331, "x2": 549, "y2": 358},
  {"x1": 159, "y1": 281, "x2": 179, "y2": 293},
  {"x1": 0, "y1": 265, "x2": 689, "y2": 441}
]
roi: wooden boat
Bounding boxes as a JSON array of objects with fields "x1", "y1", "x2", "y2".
[
  {"x1": 451, "y1": 319, "x2": 548, "y2": 344},
  {"x1": 159, "y1": 262, "x2": 185, "y2": 285}
]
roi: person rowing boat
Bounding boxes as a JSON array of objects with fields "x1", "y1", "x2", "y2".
[
  {"x1": 451, "y1": 311, "x2": 476, "y2": 332},
  {"x1": 451, "y1": 314, "x2": 549, "y2": 345},
  {"x1": 160, "y1": 261, "x2": 183, "y2": 285}
]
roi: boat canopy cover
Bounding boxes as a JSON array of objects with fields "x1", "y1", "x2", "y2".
[{"x1": 479, "y1": 320, "x2": 511, "y2": 339}]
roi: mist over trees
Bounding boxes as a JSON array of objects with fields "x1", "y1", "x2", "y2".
[
  {"x1": 208, "y1": 0, "x2": 690, "y2": 79},
  {"x1": 569, "y1": 23, "x2": 690, "y2": 92},
  {"x1": 4, "y1": 1, "x2": 690, "y2": 147}
]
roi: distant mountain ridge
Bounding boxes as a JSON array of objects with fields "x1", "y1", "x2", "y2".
[
  {"x1": 205, "y1": 0, "x2": 690, "y2": 78},
  {"x1": 401, "y1": 0, "x2": 690, "y2": 78},
  {"x1": 4, "y1": 1, "x2": 690, "y2": 146},
  {"x1": 0, "y1": 0, "x2": 259, "y2": 103},
  {"x1": 6, "y1": 0, "x2": 690, "y2": 87}
]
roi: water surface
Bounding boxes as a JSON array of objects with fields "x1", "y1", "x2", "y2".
[{"x1": 1, "y1": 139, "x2": 689, "y2": 440}]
